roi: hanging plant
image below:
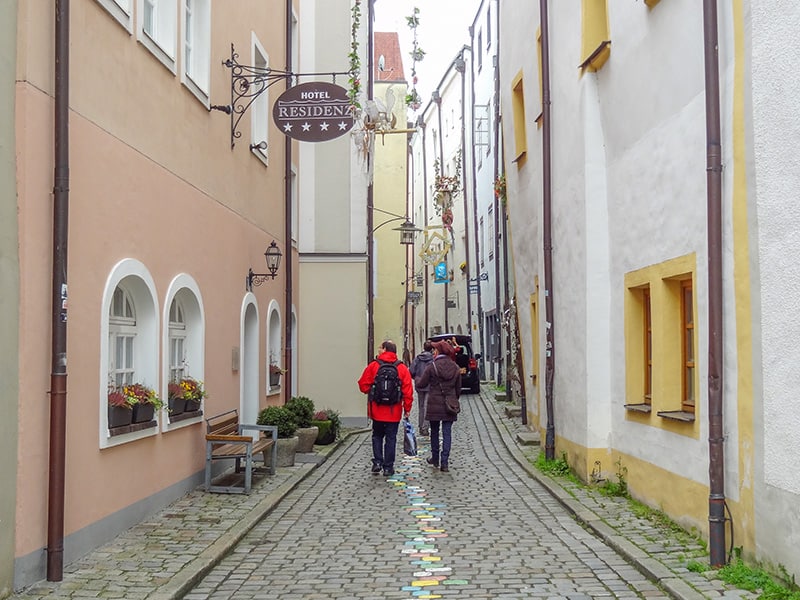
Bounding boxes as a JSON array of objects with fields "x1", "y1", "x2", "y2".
[
  {"x1": 432, "y1": 152, "x2": 462, "y2": 218},
  {"x1": 348, "y1": 0, "x2": 362, "y2": 111},
  {"x1": 494, "y1": 173, "x2": 507, "y2": 204},
  {"x1": 405, "y1": 7, "x2": 424, "y2": 111}
]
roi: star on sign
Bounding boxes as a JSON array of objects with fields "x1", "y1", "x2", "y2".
[
  {"x1": 320, "y1": 122, "x2": 330, "y2": 131},
  {"x1": 283, "y1": 123, "x2": 293, "y2": 132},
  {"x1": 302, "y1": 122, "x2": 311, "y2": 132},
  {"x1": 338, "y1": 121, "x2": 348, "y2": 130}
]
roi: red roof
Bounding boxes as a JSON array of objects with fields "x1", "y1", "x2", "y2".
[{"x1": 374, "y1": 32, "x2": 407, "y2": 83}]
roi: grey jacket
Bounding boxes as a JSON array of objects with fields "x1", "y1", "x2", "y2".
[{"x1": 409, "y1": 350, "x2": 434, "y2": 392}]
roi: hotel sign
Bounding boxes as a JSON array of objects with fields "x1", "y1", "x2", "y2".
[{"x1": 272, "y1": 81, "x2": 355, "y2": 143}]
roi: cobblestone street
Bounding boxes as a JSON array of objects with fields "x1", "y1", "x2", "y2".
[{"x1": 10, "y1": 388, "x2": 756, "y2": 600}]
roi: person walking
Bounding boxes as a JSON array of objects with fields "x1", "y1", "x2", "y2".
[
  {"x1": 416, "y1": 340, "x2": 462, "y2": 472},
  {"x1": 357, "y1": 340, "x2": 413, "y2": 476},
  {"x1": 409, "y1": 340, "x2": 434, "y2": 436}
]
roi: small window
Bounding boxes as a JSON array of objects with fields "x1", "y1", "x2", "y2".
[
  {"x1": 183, "y1": 0, "x2": 211, "y2": 96},
  {"x1": 477, "y1": 32, "x2": 483, "y2": 71},
  {"x1": 511, "y1": 71, "x2": 527, "y2": 163},
  {"x1": 681, "y1": 280, "x2": 695, "y2": 412},
  {"x1": 251, "y1": 36, "x2": 270, "y2": 164},
  {"x1": 138, "y1": 0, "x2": 177, "y2": 69},
  {"x1": 579, "y1": 0, "x2": 611, "y2": 71},
  {"x1": 488, "y1": 205, "x2": 495, "y2": 261},
  {"x1": 643, "y1": 288, "x2": 652, "y2": 405}
]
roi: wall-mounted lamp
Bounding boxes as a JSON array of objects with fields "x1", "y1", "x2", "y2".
[
  {"x1": 394, "y1": 220, "x2": 423, "y2": 245},
  {"x1": 246, "y1": 240, "x2": 282, "y2": 291}
]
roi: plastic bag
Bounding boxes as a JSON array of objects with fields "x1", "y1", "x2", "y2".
[{"x1": 403, "y1": 418, "x2": 417, "y2": 456}]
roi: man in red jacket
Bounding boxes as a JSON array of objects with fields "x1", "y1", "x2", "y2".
[{"x1": 358, "y1": 340, "x2": 413, "y2": 476}]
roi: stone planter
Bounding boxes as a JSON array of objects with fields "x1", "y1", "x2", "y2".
[
  {"x1": 168, "y1": 396, "x2": 186, "y2": 416},
  {"x1": 295, "y1": 426, "x2": 319, "y2": 453},
  {"x1": 312, "y1": 420, "x2": 336, "y2": 445},
  {"x1": 132, "y1": 402, "x2": 155, "y2": 423},
  {"x1": 108, "y1": 405, "x2": 133, "y2": 428},
  {"x1": 275, "y1": 436, "x2": 299, "y2": 467}
]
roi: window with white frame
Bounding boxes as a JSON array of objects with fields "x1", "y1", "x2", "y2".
[
  {"x1": 139, "y1": 0, "x2": 177, "y2": 67},
  {"x1": 168, "y1": 297, "x2": 187, "y2": 383},
  {"x1": 95, "y1": 0, "x2": 132, "y2": 29},
  {"x1": 183, "y1": 0, "x2": 210, "y2": 95},
  {"x1": 251, "y1": 36, "x2": 270, "y2": 163},
  {"x1": 488, "y1": 205, "x2": 495, "y2": 261},
  {"x1": 109, "y1": 286, "x2": 137, "y2": 388}
]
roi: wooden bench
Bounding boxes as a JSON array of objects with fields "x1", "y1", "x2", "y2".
[{"x1": 205, "y1": 409, "x2": 277, "y2": 494}]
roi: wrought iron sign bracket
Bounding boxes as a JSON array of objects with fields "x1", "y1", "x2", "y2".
[{"x1": 210, "y1": 43, "x2": 351, "y2": 149}]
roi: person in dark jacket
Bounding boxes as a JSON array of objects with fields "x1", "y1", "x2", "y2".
[
  {"x1": 409, "y1": 340, "x2": 434, "y2": 436},
  {"x1": 416, "y1": 340, "x2": 461, "y2": 472},
  {"x1": 357, "y1": 340, "x2": 413, "y2": 476}
]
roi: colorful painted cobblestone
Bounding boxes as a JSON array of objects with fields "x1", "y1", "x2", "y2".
[{"x1": 387, "y1": 439, "x2": 469, "y2": 598}]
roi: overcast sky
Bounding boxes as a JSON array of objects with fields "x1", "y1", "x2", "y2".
[{"x1": 372, "y1": 0, "x2": 481, "y2": 106}]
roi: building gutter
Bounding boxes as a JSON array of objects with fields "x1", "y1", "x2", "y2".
[
  {"x1": 366, "y1": 0, "x2": 376, "y2": 361},
  {"x1": 539, "y1": 0, "x2": 556, "y2": 459},
  {"x1": 420, "y1": 117, "x2": 429, "y2": 337},
  {"x1": 284, "y1": 0, "x2": 294, "y2": 395},
  {"x1": 702, "y1": 0, "x2": 726, "y2": 567},
  {"x1": 47, "y1": 0, "x2": 69, "y2": 581},
  {"x1": 457, "y1": 49, "x2": 473, "y2": 340},
  {"x1": 467, "y1": 26, "x2": 485, "y2": 373}
]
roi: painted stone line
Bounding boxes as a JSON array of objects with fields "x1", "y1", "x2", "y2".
[{"x1": 388, "y1": 442, "x2": 468, "y2": 598}]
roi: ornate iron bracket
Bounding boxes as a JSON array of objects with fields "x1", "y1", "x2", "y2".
[{"x1": 210, "y1": 43, "x2": 351, "y2": 149}]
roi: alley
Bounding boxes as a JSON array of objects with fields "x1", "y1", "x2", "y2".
[{"x1": 183, "y1": 396, "x2": 667, "y2": 600}]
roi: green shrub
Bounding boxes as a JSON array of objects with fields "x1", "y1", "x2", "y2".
[
  {"x1": 286, "y1": 396, "x2": 315, "y2": 428},
  {"x1": 257, "y1": 406, "x2": 297, "y2": 438},
  {"x1": 311, "y1": 419, "x2": 335, "y2": 444}
]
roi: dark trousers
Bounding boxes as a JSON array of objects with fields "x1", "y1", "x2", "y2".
[
  {"x1": 416, "y1": 390, "x2": 429, "y2": 433},
  {"x1": 429, "y1": 420, "x2": 453, "y2": 466},
  {"x1": 371, "y1": 420, "x2": 400, "y2": 470}
]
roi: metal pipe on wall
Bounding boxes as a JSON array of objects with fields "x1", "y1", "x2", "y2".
[
  {"x1": 457, "y1": 49, "x2": 473, "y2": 340},
  {"x1": 539, "y1": 0, "x2": 556, "y2": 460},
  {"x1": 284, "y1": 0, "x2": 294, "y2": 396},
  {"x1": 47, "y1": 0, "x2": 70, "y2": 581},
  {"x1": 366, "y1": 0, "x2": 376, "y2": 361},
  {"x1": 702, "y1": 0, "x2": 726, "y2": 567}
]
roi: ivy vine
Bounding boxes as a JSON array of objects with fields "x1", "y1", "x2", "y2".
[
  {"x1": 348, "y1": 0, "x2": 362, "y2": 111},
  {"x1": 405, "y1": 7, "x2": 424, "y2": 110}
]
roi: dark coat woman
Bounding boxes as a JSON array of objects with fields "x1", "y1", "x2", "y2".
[{"x1": 416, "y1": 341, "x2": 462, "y2": 471}]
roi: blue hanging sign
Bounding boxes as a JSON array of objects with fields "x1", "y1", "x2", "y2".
[{"x1": 434, "y1": 261, "x2": 448, "y2": 284}]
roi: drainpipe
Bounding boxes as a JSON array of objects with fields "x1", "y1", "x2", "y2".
[
  {"x1": 420, "y1": 117, "x2": 429, "y2": 337},
  {"x1": 702, "y1": 0, "x2": 726, "y2": 567},
  {"x1": 366, "y1": 0, "x2": 375, "y2": 361},
  {"x1": 467, "y1": 29, "x2": 485, "y2": 375},
  {"x1": 456, "y1": 50, "x2": 473, "y2": 338},
  {"x1": 47, "y1": 0, "x2": 69, "y2": 581},
  {"x1": 284, "y1": 0, "x2": 293, "y2": 397},
  {"x1": 433, "y1": 91, "x2": 448, "y2": 332},
  {"x1": 540, "y1": 0, "x2": 556, "y2": 460}
]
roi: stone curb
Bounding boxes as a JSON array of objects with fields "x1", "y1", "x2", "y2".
[{"x1": 477, "y1": 389, "x2": 701, "y2": 600}]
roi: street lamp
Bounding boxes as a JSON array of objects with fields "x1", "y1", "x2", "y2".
[{"x1": 246, "y1": 240, "x2": 282, "y2": 291}]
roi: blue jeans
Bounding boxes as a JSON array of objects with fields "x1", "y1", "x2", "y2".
[
  {"x1": 429, "y1": 420, "x2": 453, "y2": 466},
  {"x1": 371, "y1": 420, "x2": 400, "y2": 470}
]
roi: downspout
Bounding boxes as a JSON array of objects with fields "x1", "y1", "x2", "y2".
[
  {"x1": 407, "y1": 132, "x2": 416, "y2": 356},
  {"x1": 702, "y1": 0, "x2": 726, "y2": 567},
  {"x1": 402, "y1": 130, "x2": 410, "y2": 362},
  {"x1": 456, "y1": 49, "x2": 473, "y2": 338},
  {"x1": 366, "y1": 0, "x2": 376, "y2": 361},
  {"x1": 47, "y1": 0, "x2": 69, "y2": 581},
  {"x1": 421, "y1": 117, "x2": 429, "y2": 337},
  {"x1": 540, "y1": 0, "x2": 556, "y2": 460},
  {"x1": 467, "y1": 29, "x2": 485, "y2": 375},
  {"x1": 433, "y1": 92, "x2": 448, "y2": 332},
  {"x1": 492, "y1": 48, "x2": 501, "y2": 384},
  {"x1": 284, "y1": 0, "x2": 294, "y2": 396}
]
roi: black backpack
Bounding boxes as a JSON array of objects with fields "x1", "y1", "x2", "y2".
[{"x1": 369, "y1": 359, "x2": 402, "y2": 405}]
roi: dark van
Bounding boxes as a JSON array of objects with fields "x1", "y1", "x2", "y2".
[{"x1": 428, "y1": 333, "x2": 481, "y2": 394}]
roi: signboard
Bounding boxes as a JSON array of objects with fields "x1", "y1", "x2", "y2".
[
  {"x1": 468, "y1": 284, "x2": 479, "y2": 294},
  {"x1": 272, "y1": 82, "x2": 354, "y2": 142},
  {"x1": 434, "y1": 261, "x2": 448, "y2": 284},
  {"x1": 407, "y1": 291, "x2": 422, "y2": 302}
]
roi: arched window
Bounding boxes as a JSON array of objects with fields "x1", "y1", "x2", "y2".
[
  {"x1": 168, "y1": 297, "x2": 187, "y2": 383},
  {"x1": 109, "y1": 286, "x2": 137, "y2": 388}
]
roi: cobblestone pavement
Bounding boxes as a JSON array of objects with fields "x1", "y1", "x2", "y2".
[{"x1": 10, "y1": 387, "x2": 756, "y2": 600}]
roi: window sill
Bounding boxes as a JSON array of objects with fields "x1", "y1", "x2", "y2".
[
  {"x1": 656, "y1": 410, "x2": 695, "y2": 423},
  {"x1": 624, "y1": 403, "x2": 651, "y2": 414},
  {"x1": 109, "y1": 420, "x2": 157, "y2": 437},
  {"x1": 169, "y1": 409, "x2": 202, "y2": 424},
  {"x1": 579, "y1": 40, "x2": 611, "y2": 72}
]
